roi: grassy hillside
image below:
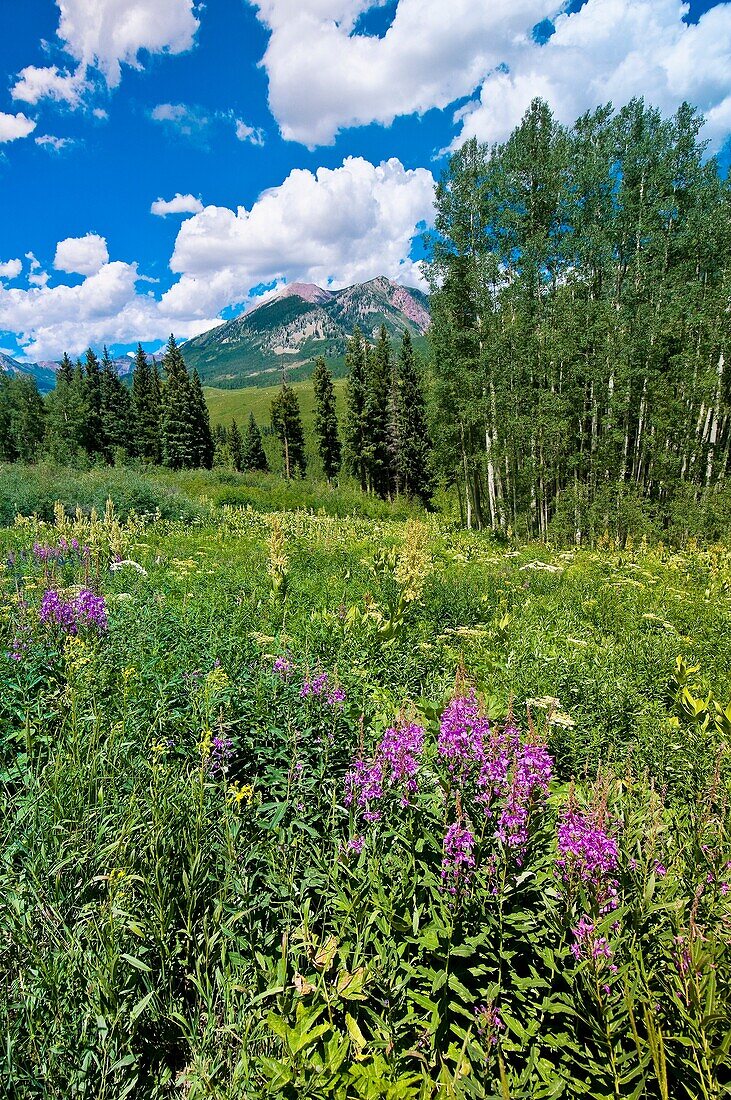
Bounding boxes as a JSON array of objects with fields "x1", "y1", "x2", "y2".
[{"x1": 204, "y1": 379, "x2": 347, "y2": 430}]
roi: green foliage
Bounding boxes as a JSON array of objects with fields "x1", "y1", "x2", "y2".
[
  {"x1": 312, "y1": 357, "x2": 341, "y2": 482},
  {"x1": 271, "y1": 383, "x2": 307, "y2": 479},
  {"x1": 242, "y1": 412, "x2": 269, "y2": 473},
  {"x1": 428, "y1": 97, "x2": 731, "y2": 538},
  {"x1": 1, "y1": 493, "x2": 731, "y2": 1098}
]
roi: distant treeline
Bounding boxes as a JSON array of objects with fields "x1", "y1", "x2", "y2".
[
  {"x1": 427, "y1": 97, "x2": 731, "y2": 538},
  {"x1": 0, "y1": 337, "x2": 215, "y2": 470}
]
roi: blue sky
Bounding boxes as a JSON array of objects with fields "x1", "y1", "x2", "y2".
[{"x1": 0, "y1": 0, "x2": 729, "y2": 362}]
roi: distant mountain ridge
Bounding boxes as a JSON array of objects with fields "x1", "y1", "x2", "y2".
[
  {"x1": 0, "y1": 351, "x2": 58, "y2": 395},
  {"x1": 182, "y1": 275, "x2": 430, "y2": 389}
]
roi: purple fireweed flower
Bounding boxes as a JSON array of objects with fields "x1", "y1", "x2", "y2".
[
  {"x1": 441, "y1": 821, "x2": 476, "y2": 894},
  {"x1": 273, "y1": 656, "x2": 294, "y2": 677},
  {"x1": 345, "y1": 758, "x2": 384, "y2": 812},
  {"x1": 347, "y1": 835, "x2": 365, "y2": 854},
  {"x1": 654, "y1": 860, "x2": 667, "y2": 877},
  {"x1": 474, "y1": 1003, "x2": 504, "y2": 1043},
  {"x1": 495, "y1": 741, "x2": 553, "y2": 859},
  {"x1": 557, "y1": 809, "x2": 619, "y2": 891},
  {"x1": 39, "y1": 588, "x2": 108, "y2": 634},
  {"x1": 344, "y1": 718, "x2": 426, "y2": 822},
  {"x1": 570, "y1": 915, "x2": 612, "y2": 962},
  {"x1": 379, "y1": 720, "x2": 425, "y2": 803},
  {"x1": 438, "y1": 691, "x2": 489, "y2": 777},
  {"x1": 326, "y1": 685, "x2": 346, "y2": 707},
  {"x1": 300, "y1": 671, "x2": 329, "y2": 698},
  {"x1": 209, "y1": 735, "x2": 233, "y2": 777}
]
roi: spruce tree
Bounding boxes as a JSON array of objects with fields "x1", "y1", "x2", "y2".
[
  {"x1": 312, "y1": 356, "x2": 341, "y2": 482},
  {"x1": 395, "y1": 329, "x2": 432, "y2": 502},
  {"x1": 343, "y1": 326, "x2": 368, "y2": 491},
  {"x1": 228, "y1": 419, "x2": 243, "y2": 471},
  {"x1": 242, "y1": 412, "x2": 268, "y2": 471},
  {"x1": 213, "y1": 422, "x2": 229, "y2": 467},
  {"x1": 83, "y1": 348, "x2": 104, "y2": 456},
  {"x1": 189, "y1": 369, "x2": 215, "y2": 468},
  {"x1": 46, "y1": 353, "x2": 87, "y2": 461},
  {"x1": 160, "y1": 335, "x2": 196, "y2": 469},
  {"x1": 271, "y1": 383, "x2": 306, "y2": 478},
  {"x1": 100, "y1": 347, "x2": 133, "y2": 461},
  {"x1": 131, "y1": 344, "x2": 162, "y2": 463},
  {"x1": 364, "y1": 326, "x2": 393, "y2": 497}
]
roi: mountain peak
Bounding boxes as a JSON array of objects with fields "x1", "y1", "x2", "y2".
[
  {"x1": 183, "y1": 274, "x2": 431, "y2": 388},
  {"x1": 277, "y1": 282, "x2": 333, "y2": 305}
]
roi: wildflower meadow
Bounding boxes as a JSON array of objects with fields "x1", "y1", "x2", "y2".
[{"x1": 1, "y1": 497, "x2": 730, "y2": 1098}]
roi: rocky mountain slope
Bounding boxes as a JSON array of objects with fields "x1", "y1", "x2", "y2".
[
  {"x1": 182, "y1": 275, "x2": 430, "y2": 388},
  {"x1": 0, "y1": 351, "x2": 58, "y2": 395}
]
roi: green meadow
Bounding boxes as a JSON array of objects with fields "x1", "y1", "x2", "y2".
[{"x1": 1, "y1": 483, "x2": 730, "y2": 1097}]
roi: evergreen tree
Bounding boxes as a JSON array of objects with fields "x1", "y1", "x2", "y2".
[
  {"x1": 395, "y1": 329, "x2": 432, "y2": 502},
  {"x1": 363, "y1": 326, "x2": 393, "y2": 497},
  {"x1": 213, "y1": 422, "x2": 229, "y2": 467},
  {"x1": 10, "y1": 375, "x2": 45, "y2": 462},
  {"x1": 160, "y1": 335, "x2": 196, "y2": 469},
  {"x1": 312, "y1": 356, "x2": 341, "y2": 481},
  {"x1": 83, "y1": 348, "x2": 105, "y2": 456},
  {"x1": 131, "y1": 344, "x2": 162, "y2": 463},
  {"x1": 228, "y1": 419, "x2": 243, "y2": 471},
  {"x1": 100, "y1": 346, "x2": 133, "y2": 461},
  {"x1": 189, "y1": 369, "x2": 215, "y2": 469},
  {"x1": 242, "y1": 412, "x2": 268, "y2": 471},
  {"x1": 343, "y1": 326, "x2": 368, "y2": 491},
  {"x1": 46, "y1": 356, "x2": 91, "y2": 462},
  {"x1": 271, "y1": 383, "x2": 306, "y2": 478}
]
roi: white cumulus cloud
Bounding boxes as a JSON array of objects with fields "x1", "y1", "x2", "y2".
[
  {"x1": 0, "y1": 156, "x2": 434, "y2": 359},
  {"x1": 12, "y1": 64, "x2": 87, "y2": 107},
  {"x1": 11, "y1": 0, "x2": 199, "y2": 110},
  {"x1": 54, "y1": 234, "x2": 111, "y2": 276},
  {"x1": 456, "y1": 0, "x2": 731, "y2": 150},
  {"x1": 162, "y1": 155, "x2": 435, "y2": 318},
  {"x1": 0, "y1": 111, "x2": 37, "y2": 143},
  {"x1": 249, "y1": 0, "x2": 731, "y2": 150},
  {"x1": 0, "y1": 262, "x2": 218, "y2": 361},
  {"x1": 151, "y1": 193, "x2": 205, "y2": 216},
  {"x1": 235, "y1": 120, "x2": 266, "y2": 145},
  {"x1": 0, "y1": 260, "x2": 22, "y2": 281}
]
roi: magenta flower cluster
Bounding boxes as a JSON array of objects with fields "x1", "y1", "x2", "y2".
[
  {"x1": 438, "y1": 691, "x2": 553, "y2": 862},
  {"x1": 474, "y1": 1003, "x2": 504, "y2": 1044},
  {"x1": 345, "y1": 717, "x2": 426, "y2": 825},
  {"x1": 557, "y1": 809, "x2": 619, "y2": 903},
  {"x1": 39, "y1": 588, "x2": 108, "y2": 634},
  {"x1": 441, "y1": 821, "x2": 476, "y2": 894},
  {"x1": 209, "y1": 735, "x2": 233, "y2": 777},
  {"x1": 33, "y1": 538, "x2": 89, "y2": 563}
]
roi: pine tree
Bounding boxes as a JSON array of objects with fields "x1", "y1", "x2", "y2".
[
  {"x1": 160, "y1": 335, "x2": 196, "y2": 469},
  {"x1": 83, "y1": 348, "x2": 105, "y2": 456},
  {"x1": 189, "y1": 369, "x2": 214, "y2": 468},
  {"x1": 242, "y1": 412, "x2": 268, "y2": 471},
  {"x1": 213, "y1": 422, "x2": 229, "y2": 467},
  {"x1": 45, "y1": 353, "x2": 87, "y2": 461},
  {"x1": 9, "y1": 375, "x2": 45, "y2": 462},
  {"x1": 271, "y1": 383, "x2": 306, "y2": 478},
  {"x1": 131, "y1": 344, "x2": 162, "y2": 463},
  {"x1": 364, "y1": 326, "x2": 393, "y2": 497},
  {"x1": 343, "y1": 326, "x2": 368, "y2": 491},
  {"x1": 395, "y1": 329, "x2": 432, "y2": 503},
  {"x1": 100, "y1": 346, "x2": 133, "y2": 461},
  {"x1": 312, "y1": 356, "x2": 341, "y2": 482},
  {"x1": 228, "y1": 419, "x2": 243, "y2": 471}
]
